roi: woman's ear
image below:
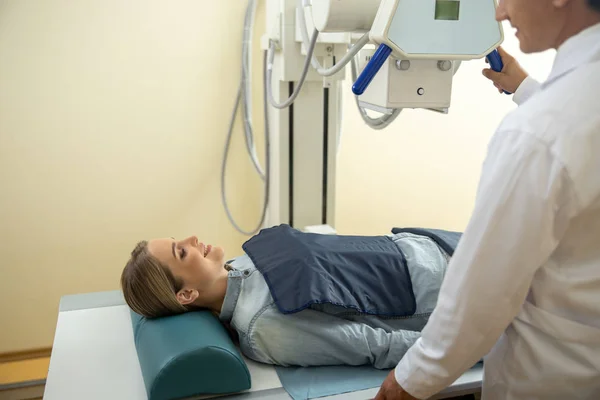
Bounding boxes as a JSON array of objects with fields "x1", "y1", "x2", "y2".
[{"x1": 176, "y1": 288, "x2": 199, "y2": 305}]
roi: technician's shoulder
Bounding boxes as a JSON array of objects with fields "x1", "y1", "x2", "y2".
[
  {"x1": 501, "y1": 61, "x2": 599, "y2": 140},
  {"x1": 494, "y1": 59, "x2": 600, "y2": 209}
]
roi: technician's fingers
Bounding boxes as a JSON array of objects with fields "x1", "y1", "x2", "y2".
[
  {"x1": 482, "y1": 68, "x2": 509, "y2": 93},
  {"x1": 482, "y1": 68, "x2": 503, "y2": 83},
  {"x1": 496, "y1": 46, "x2": 513, "y2": 62},
  {"x1": 484, "y1": 46, "x2": 529, "y2": 94}
]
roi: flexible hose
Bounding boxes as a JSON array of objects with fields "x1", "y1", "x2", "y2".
[
  {"x1": 221, "y1": 0, "x2": 269, "y2": 235},
  {"x1": 221, "y1": 50, "x2": 270, "y2": 236},
  {"x1": 296, "y1": 0, "x2": 370, "y2": 77},
  {"x1": 241, "y1": 0, "x2": 264, "y2": 178},
  {"x1": 266, "y1": 29, "x2": 319, "y2": 109},
  {"x1": 350, "y1": 52, "x2": 402, "y2": 129}
]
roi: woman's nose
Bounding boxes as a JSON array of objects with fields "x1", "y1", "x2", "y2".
[{"x1": 183, "y1": 236, "x2": 199, "y2": 246}]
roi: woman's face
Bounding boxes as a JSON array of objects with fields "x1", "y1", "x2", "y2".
[{"x1": 148, "y1": 236, "x2": 227, "y2": 296}]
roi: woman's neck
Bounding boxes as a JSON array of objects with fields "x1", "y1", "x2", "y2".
[{"x1": 195, "y1": 270, "x2": 229, "y2": 314}]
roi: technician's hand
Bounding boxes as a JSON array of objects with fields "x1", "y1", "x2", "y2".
[
  {"x1": 482, "y1": 46, "x2": 529, "y2": 94},
  {"x1": 373, "y1": 369, "x2": 419, "y2": 400}
]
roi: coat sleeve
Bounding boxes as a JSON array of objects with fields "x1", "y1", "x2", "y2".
[
  {"x1": 393, "y1": 129, "x2": 579, "y2": 399},
  {"x1": 245, "y1": 306, "x2": 422, "y2": 370},
  {"x1": 513, "y1": 76, "x2": 541, "y2": 105}
]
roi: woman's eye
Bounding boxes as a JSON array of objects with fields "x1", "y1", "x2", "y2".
[{"x1": 180, "y1": 248, "x2": 187, "y2": 259}]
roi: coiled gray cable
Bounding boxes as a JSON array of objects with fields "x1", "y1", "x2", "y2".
[
  {"x1": 266, "y1": 29, "x2": 319, "y2": 109},
  {"x1": 350, "y1": 53, "x2": 402, "y2": 129},
  {"x1": 221, "y1": 50, "x2": 270, "y2": 235},
  {"x1": 221, "y1": 0, "x2": 269, "y2": 235},
  {"x1": 241, "y1": 0, "x2": 264, "y2": 178}
]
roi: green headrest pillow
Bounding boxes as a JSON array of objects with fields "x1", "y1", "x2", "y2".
[{"x1": 130, "y1": 310, "x2": 251, "y2": 400}]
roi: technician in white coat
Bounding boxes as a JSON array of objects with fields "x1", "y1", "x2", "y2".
[{"x1": 375, "y1": 0, "x2": 600, "y2": 399}]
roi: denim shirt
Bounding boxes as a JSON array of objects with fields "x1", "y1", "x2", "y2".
[{"x1": 219, "y1": 232, "x2": 450, "y2": 369}]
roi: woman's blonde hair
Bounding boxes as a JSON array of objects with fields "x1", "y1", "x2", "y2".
[{"x1": 121, "y1": 240, "x2": 189, "y2": 318}]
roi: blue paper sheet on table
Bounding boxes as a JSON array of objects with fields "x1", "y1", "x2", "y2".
[
  {"x1": 275, "y1": 360, "x2": 484, "y2": 400},
  {"x1": 275, "y1": 364, "x2": 391, "y2": 400}
]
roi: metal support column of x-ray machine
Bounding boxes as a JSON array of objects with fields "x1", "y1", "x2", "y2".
[{"x1": 261, "y1": 0, "x2": 504, "y2": 232}]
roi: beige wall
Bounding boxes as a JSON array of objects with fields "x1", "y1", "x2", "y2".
[
  {"x1": 0, "y1": 1, "x2": 555, "y2": 353},
  {"x1": 0, "y1": 0, "x2": 266, "y2": 353}
]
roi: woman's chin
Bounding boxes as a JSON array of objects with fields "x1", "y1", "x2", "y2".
[{"x1": 208, "y1": 246, "x2": 225, "y2": 260}]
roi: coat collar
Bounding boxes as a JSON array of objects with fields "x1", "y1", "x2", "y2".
[{"x1": 543, "y1": 22, "x2": 600, "y2": 88}]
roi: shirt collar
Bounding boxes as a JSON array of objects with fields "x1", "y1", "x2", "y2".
[
  {"x1": 544, "y1": 22, "x2": 600, "y2": 88},
  {"x1": 218, "y1": 267, "x2": 244, "y2": 324}
]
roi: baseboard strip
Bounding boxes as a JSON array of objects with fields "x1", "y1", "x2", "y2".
[
  {"x1": 0, "y1": 379, "x2": 45, "y2": 400},
  {"x1": 0, "y1": 348, "x2": 52, "y2": 363}
]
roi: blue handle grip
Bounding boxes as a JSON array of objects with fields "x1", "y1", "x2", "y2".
[
  {"x1": 352, "y1": 44, "x2": 392, "y2": 95},
  {"x1": 486, "y1": 49, "x2": 511, "y2": 95}
]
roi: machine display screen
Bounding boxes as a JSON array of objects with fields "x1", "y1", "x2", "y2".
[{"x1": 435, "y1": 0, "x2": 460, "y2": 20}]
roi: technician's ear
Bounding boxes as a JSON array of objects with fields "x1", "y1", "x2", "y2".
[{"x1": 176, "y1": 288, "x2": 199, "y2": 305}]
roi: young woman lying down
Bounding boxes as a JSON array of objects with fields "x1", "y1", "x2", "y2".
[{"x1": 120, "y1": 224, "x2": 454, "y2": 370}]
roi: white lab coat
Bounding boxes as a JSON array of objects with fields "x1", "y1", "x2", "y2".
[{"x1": 393, "y1": 22, "x2": 600, "y2": 400}]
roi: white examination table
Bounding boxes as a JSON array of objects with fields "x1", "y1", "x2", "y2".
[{"x1": 43, "y1": 291, "x2": 483, "y2": 400}]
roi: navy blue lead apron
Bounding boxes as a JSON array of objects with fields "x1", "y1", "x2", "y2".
[{"x1": 242, "y1": 224, "x2": 417, "y2": 317}]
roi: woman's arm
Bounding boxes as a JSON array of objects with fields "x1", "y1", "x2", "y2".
[{"x1": 245, "y1": 306, "x2": 421, "y2": 369}]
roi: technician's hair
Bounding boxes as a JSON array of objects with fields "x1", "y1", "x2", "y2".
[
  {"x1": 591, "y1": 0, "x2": 600, "y2": 12},
  {"x1": 121, "y1": 241, "x2": 189, "y2": 318}
]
